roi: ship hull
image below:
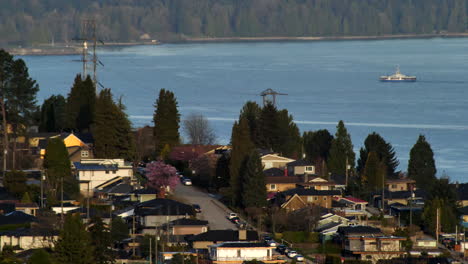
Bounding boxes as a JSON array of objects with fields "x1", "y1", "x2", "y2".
[{"x1": 380, "y1": 79, "x2": 416, "y2": 82}]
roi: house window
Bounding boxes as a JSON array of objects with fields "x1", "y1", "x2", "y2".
[
  {"x1": 105, "y1": 170, "x2": 109, "y2": 174},
  {"x1": 270, "y1": 184, "x2": 277, "y2": 190},
  {"x1": 307, "y1": 196, "x2": 313, "y2": 202},
  {"x1": 314, "y1": 197, "x2": 318, "y2": 201},
  {"x1": 237, "y1": 250, "x2": 241, "y2": 257},
  {"x1": 113, "y1": 171, "x2": 117, "y2": 174},
  {"x1": 391, "y1": 184, "x2": 397, "y2": 188},
  {"x1": 323, "y1": 197, "x2": 327, "y2": 200},
  {"x1": 305, "y1": 166, "x2": 314, "y2": 172},
  {"x1": 81, "y1": 151, "x2": 89, "y2": 158}
]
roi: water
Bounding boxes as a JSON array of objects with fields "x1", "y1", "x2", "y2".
[{"x1": 20, "y1": 38, "x2": 468, "y2": 183}]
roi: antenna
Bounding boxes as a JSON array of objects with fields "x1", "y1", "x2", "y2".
[
  {"x1": 259, "y1": 88, "x2": 288, "y2": 107},
  {"x1": 73, "y1": 19, "x2": 104, "y2": 91}
]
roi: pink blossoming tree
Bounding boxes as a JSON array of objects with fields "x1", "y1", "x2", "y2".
[{"x1": 145, "y1": 161, "x2": 179, "y2": 191}]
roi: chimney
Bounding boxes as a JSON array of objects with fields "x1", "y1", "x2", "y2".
[{"x1": 238, "y1": 229, "x2": 247, "y2": 240}]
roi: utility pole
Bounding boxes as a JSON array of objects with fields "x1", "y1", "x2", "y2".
[
  {"x1": 40, "y1": 170, "x2": 45, "y2": 208},
  {"x1": 87, "y1": 183, "x2": 90, "y2": 221},
  {"x1": 436, "y1": 207, "x2": 440, "y2": 244},
  {"x1": 132, "y1": 214, "x2": 136, "y2": 257},
  {"x1": 149, "y1": 238, "x2": 153, "y2": 264},
  {"x1": 61, "y1": 176, "x2": 64, "y2": 227},
  {"x1": 155, "y1": 233, "x2": 159, "y2": 264},
  {"x1": 345, "y1": 156, "x2": 348, "y2": 187}
]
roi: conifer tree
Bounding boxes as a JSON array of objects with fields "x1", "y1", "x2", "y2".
[
  {"x1": 153, "y1": 89, "x2": 180, "y2": 157},
  {"x1": 110, "y1": 217, "x2": 129, "y2": 242},
  {"x1": 39, "y1": 95, "x2": 66, "y2": 132},
  {"x1": 242, "y1": 151, "x2": 267, "y2": 208},
  {"x1": 229, "y1": 118, "x2": 254, "y2": 207},
  {"x1": 357, "y1": 132, "x2": 399, "y2": 177},
  {"x1": 276, "y1": 109, "x2": 302, "y2": 158},
  {"x1": 65, "y1": 74, "x2": 95, "y2": 132},
  {"x1": 3, "y1": 170, "x2": 27, "y2": 198},
  {"x1": 239, "y1": 101, "x2": 262, "y2": 145},
  {"x1": 93, "y1": 89, "x2": 135, "y2": 160},
  {"x1": 89, "y1": 217, "x2": 115, "y2": 264},
  {"x1": 363, "y1": 151, "x2": 386, "y2": 190},
  {"x1": 44, "y1": 138, "x2": 78, "y2": 200},
  {"x1": 258, "y1": 102, "x2": 280, "y2": 151},
  {"x1": 407, "y1": 135, "x2": 436, "y2": 190},
  {"x1": 53, "y1": 214, "x2": 94, "y2": 264},
  {"x1": 327, "y1": 121, "x2": 355, "y2": 175}
]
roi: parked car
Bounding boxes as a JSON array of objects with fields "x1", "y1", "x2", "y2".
[
  {"x1": 294, "y1": 255, "x2": 304, "y2": 262},
  {"x1": 230, "y1": 217, "x2": 240, "y2": 224},
  {"x1": 262, "y1": 235, "x2": 272, "y2": 242},
  {"x1": 266, "y1": 240, "x2": 278, "y2": 247},
  {"x1": 193, "y1": 204, "x2": 201, "y2": 213},
  {"x1": 227, "y1": 213, "x2": 238, "y2": 220},
  {"x1": 182, "y1": 178, "x2": 192, "y2": 186},
  {"x1": 236, "y1": 221, "x2": 247, "y2": 229},
  {"x1": 283, "y1": 247, "x2": 292, "y2": 254},
  {"x1": 276, "y1": 245, "x2": 287, "y2": 254},
  {"x1": 287, "y1": 251, "x2": 298, "y2": 258}
]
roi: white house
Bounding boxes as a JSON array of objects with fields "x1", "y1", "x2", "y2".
[
  {"x1": 208, "y1": 241, "x2": 284, "y2": 264},
  {"x1": 73, "y1": 159, "x2": 133, "y2": 197},
  {"x1": 0, "y1": 228, "x2": 58, "y2": 251}
]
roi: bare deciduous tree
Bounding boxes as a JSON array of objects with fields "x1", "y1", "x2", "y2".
[{"x1": 183, "y1": 113, "x2": 216, "y2": 145}]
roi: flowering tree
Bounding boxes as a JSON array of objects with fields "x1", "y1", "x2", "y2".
[{"x1": 145, "y1": 161, "x2": 179, "y2": 191}]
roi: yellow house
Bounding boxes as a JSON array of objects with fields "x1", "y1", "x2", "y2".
[{"x1": 39, "y1": 132, "x2": 94, "y2": 161}]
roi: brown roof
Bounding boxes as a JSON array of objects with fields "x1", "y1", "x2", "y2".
[{"x1": 265, "y1": 176, "x2": 302, "y2": 184}]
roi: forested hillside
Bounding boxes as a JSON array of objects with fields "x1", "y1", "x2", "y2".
[{"x1": 1, "y1": 0, "x2": 467, "y2": 46}]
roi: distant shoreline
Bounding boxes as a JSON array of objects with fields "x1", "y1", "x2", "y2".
[{"x1": 5, "y1": 33, "x2": 468, "y2": 55}]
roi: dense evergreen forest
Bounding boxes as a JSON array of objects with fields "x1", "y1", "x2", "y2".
[{"x1": 1, "y1": 0, "x2": 468, "y2": 46}]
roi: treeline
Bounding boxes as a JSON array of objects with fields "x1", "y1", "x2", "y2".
[{"x1": 1, "y1": 0, "x2": 468, "y2": 46}]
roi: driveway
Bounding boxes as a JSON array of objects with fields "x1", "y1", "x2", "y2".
[{"x1": 174, "y1": 183, "x2": 238, "y2": 230}]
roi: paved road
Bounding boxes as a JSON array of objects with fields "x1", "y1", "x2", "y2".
[{"x1": 174, "y1": 183, "x2": 238, "y2": 230}]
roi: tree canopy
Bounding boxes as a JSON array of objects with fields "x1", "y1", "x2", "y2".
[
  {"x1": 183, "y1": 113, "x2": 216, "y2": 145},
  {"x1": 327, "y1": 121, "x2": 355, "y2": 176},
  {"x1": 1, "y1": 0, "x2": 468, "y2": 46},
  {"x1": 39, "y1": 95, "x2": 66, "y2": 132},
  {"x1": 153, "y1": 89, "x2": 180, "y2": 158},
  {"x1": 407, "y1": 135, "x2": 437, "y2": 190},
  {"x1": 357, "y1": 132, "x2": 399, "y2": 177},
  {"x1": 65, "y1": 74, "x2": 95, "y2": 132},
  {"x1": 241, "y1": 151, "x2": 267, "y2": 208},
  {"x1": 93, "y1": 89, "x2": 135, "y2": 160}
]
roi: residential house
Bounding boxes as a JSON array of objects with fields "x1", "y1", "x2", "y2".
[
  {"x1": 298, "y1": 176, "x2": 338, "y2": 190},
  {"x1": 333, "y1": 196, "x2": 370, "y2": 218},
  {"x1": 130, "y1": 188, "x2": 158, "y2": 203},
  {"x1": 373, "y1": 189, "x2": 427, "y2": 208},
  {"x1": 455, "y1": 183, "x2": 468, "y2": 207},
  {"x1": 279, "y1": 186, "x2": 342, "y2": 210},
  {"x1": 14, "y1": 203, "x2": 39, "y2": 217},
  {"x1": 287, "y1": 159, "x2": 315, "y2": 176},
  {"x1": 329, "y1": 174, "x2": 347, "y2": 190},
  {"x1": 316, "y1": 213, "x2": 355, "y2": 241},
  {"x1": 37, "y1": 132, "x2": 94, "y2": 162},
  {"x1": 409, "y1": 238, "x2": 443, "y2": 257},
  {"x1": 134, "y1": 199, "x2": 195, "y2": 234},
  {"x1": 385, "y1": 178, "x2": 416, "y2": 192},
  {"x1": 208, "y1": 242, "x2": 285, "y2": 264},
  {"x1": 73, "y1": 159, "x2": 133, "y2": 197},
  {"x1": 0, "y1": 228, "x2": 58, "y2": 251},
  {"x1": 163, "y1": 218, "x2": 208, "y2": 236},
  {"x1": 187, "y1": 229, "x2": 259, "y2": 250},
  {"x1": 265, "y1": 175, "x2": 302, "y2": 193},
  {"x1": 96, "y1": 181, "x2": 133, "y2": 200},
  {"x1": 460, "y1": 206, "x2": 468, "y2": 228},
  {"x1": 338, "y1": 226, "x2": 405, "y2": 263},
  {"x1": 0, "y1": 211, "x2": 37, "y2": 227},
  {"x1": 261, "y1": 154, "x2": 295, "y2": 170}
]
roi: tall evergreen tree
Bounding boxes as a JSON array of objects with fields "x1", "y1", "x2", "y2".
[
  {"x1": 229, "y1": 118, "x2": 254, "y2": 207},
  {"x1": 363, "y1": 151, "x2": 386, "y2": 190},
  {"x1": 39, "y1": 95, "x2": 66, "y2": 132},
  {"x1": 65, "y1": 74, "x2": 95, "y2": 132},
  {"x1": 110, "y1": 217, "x2": 129, "y2": 243},
  {"x1": 53, "y1": 214, "x2": 94, "y2": 264},
  {"x1": 407, "y1": 135, "x2": 436, "y2": 190},
  {"x1": 241, "y1": 151, "x2": 267, "y2": 208},
  {"x1": 257, "y1": 102, "x2": 280, "y2": 151},
  {"x1": 44, "y1": 138, "x2": 78, "y2": 200},
  {"x1": 276, "y1": 109, "x2": 302, "y2": 158},
  {"x1": 303, "y1": 129, "x2": 333, "y2": 176},
  {"x1": 239, "y1": 101, "x2": 262, "y2": 145},
  {"x1": 153, "y1": 89, "x2": 180, "y2": 157},
  {"x1": 93, "y1": 89, "x2": 135, "y2": 160},
  {"x1": 89, "y1": 217, "x2": 115, "y2": 264},
  {"x1": 3, "y1": 170, "x2": 27, "y2": 198},
  {"x1": 327, "y1": 121, "x2": 355, "y2": 175},
  {"x1": 357, "y1": 132, "x2": 399, "y2": 177}
]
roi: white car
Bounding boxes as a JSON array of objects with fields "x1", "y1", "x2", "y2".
[
  {"x1": 287, "y1": 251, "x2": 298, "y2": 258},
  {"x1": 266, "y1": 240, "x2": 278, "y2": 247},
  {"x1": 183, "y1": 178, "x2": 192, "y2": 186},
  {"x1": 295, "y1": 255, "x2": 304, "y2": 262},
  {"x1": 227, "y1": 213, "x2": 238, "y2": 219}
]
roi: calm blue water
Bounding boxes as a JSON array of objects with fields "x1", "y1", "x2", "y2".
[{"x1": 21, "y1": 38, "x2": 468, "y2": 183}]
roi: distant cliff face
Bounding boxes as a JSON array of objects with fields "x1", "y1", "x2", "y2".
[{"x1": 1, "y1": 0, "x2": 467, "y2": 46}]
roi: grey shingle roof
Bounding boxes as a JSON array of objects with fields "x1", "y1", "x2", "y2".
[
  {"x1": 187, "y1": 230, "x2": 258, "y2": 242},
  {"x1": 282, "y1": 187, "x2": 341, "y2": 196}
]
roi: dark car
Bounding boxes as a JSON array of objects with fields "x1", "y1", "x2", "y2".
[
  {"x1": 230, "y1": 216, "x2": 240, "y2": 224},
  {"x1": 193, "y1": 204, "x2": 201, "y2": 213},
  {"x1": 277, "y1": 244, "x2": 287, "y2": 254}
]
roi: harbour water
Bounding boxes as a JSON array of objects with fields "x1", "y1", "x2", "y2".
[{"x1": 21, "y1": 38, "x2": 468, "y2": 182}]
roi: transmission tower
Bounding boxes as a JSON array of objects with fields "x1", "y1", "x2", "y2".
[
  {"x1": 260, "y1": 88, "x2": 288, "y2": 107},
  {"x1": 74, "y1": 19, "x2": 104, "y2": 90}
]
